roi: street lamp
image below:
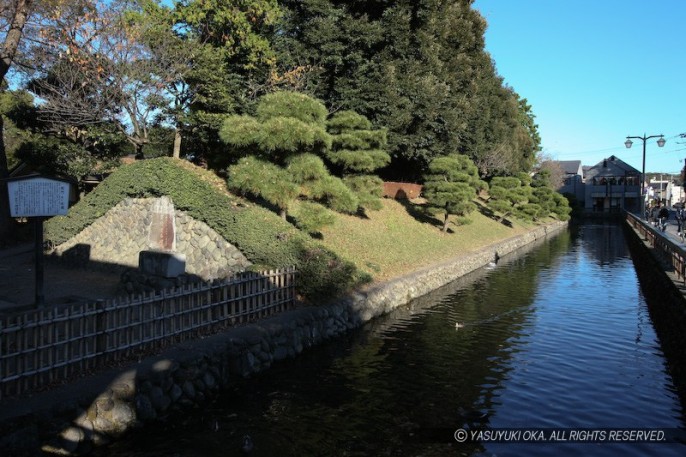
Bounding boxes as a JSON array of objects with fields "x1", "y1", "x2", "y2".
[{"x1": 625, "y1": 133, "x2": 666, "y2": 218}]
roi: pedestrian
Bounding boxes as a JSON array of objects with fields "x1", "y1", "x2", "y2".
[
  {"x1": 676, "y1": 205, "x2": 685, "y2": 235},
  {"x1": 658, "y1": 205, "x2": 669, "y2": 232},
  {"x1": 649, "y1": 205, "x2": 658, "y2": 226}
]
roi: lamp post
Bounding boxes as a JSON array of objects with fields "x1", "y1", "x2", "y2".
[{"x1": 625, "y1": 134, "x2": 666, "y2": 218}]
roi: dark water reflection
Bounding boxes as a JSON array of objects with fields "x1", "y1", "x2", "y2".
[{"x1": 97, "y1": 222, "x2": 686, "y2": 456}]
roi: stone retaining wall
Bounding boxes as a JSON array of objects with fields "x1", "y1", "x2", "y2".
[
  {"x1": 0, "y1": 221, "x2": 567, "y2": 455},
  {"x1": 50, "y1": 197, "x2": 252, "y2": 280},
  {"x1": 622, "y1": 219, "x2": 686, "y2": 411}
]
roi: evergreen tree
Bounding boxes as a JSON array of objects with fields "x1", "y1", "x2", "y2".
[
  {"x1": 220, "y1": 91, "x2": 331, "y2": 164},
  {"x1": 487, "y1": 174, "x2": 532, "y2": 222},
  {"x1": 173, "y1": 0, "x2": 283, "y2": 164},
  {"x1": 373, "y1": 0, "x2": 487, "y2": 180},
  {"x1": 326, "y1": 110, "x2": 390, "y2": 211},
  {"x1": 273, "y1": 0, "x2": 385, "y2": 113},
  {"x1": 0, "y1": 90, "x2": 36, "y2": 170},
  {"x1": 552, "y1": 193, "x2": 572, "y2": 221},
  {"x1": 227, "y1": 155, "x2": 298, "y2": 219},
  {"x1": 274, "y1": 0, "x2": 540, "y2": 181},
  {"x1": 220, "y1": 91, "x2": 358, "y2": 231},
  {"x1": 423, "y1": 154, "x2": 486, "y2": 232},
  {"x1": 531, "y1": 168, "x2": 572, "y2": 221}
]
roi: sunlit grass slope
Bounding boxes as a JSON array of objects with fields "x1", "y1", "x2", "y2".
[{"x1": 314, "y1": 199, "x2": 535, "y2": 281}]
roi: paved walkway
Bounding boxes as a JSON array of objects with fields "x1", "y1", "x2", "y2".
[
  {"x1": 0, "y1": 243, "x2": 122, "y2": 313},
  {"x1": 646, "y1": 216, "x2": 686, "y2": 246}
]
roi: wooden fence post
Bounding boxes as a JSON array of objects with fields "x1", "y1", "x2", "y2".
[
  {"x1": 95, "y1": 300, "x2": 106, "y2": 356},
  {"x1": 1, "y1": 267, "x2": 297, "y2": 396}
]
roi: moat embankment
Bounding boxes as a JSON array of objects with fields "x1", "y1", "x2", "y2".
[{"x1": 0, "y1": 221, "x2": 567, "y2": 456}]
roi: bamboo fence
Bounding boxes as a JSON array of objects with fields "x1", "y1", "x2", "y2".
[{"x1": 0, "y1": 268, "x2": 295, "y2": 398}]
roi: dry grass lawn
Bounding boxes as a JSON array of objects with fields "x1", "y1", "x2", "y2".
[{"x1": 315, "y1": 198, "x2": 538, "y2": 281}]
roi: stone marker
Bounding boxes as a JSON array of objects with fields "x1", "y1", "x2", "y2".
[
  {"x1": 139, "y1": 251, "x2": 186, "y2": 278},
  {"x1": 149, "y1": 196, "x2": 176, "y2": 251}
]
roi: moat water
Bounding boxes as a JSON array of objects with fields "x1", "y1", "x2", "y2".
[{"x1": 95, "y1": 222, "x2": 686, "y2": 456}]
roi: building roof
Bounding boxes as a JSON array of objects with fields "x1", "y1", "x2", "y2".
[
  {"x1": 555, "y1": 160, "x2": 582, "y2": 175},
  {"x1": 585, "y1": 155, "x2": 640, "y2": 179}
]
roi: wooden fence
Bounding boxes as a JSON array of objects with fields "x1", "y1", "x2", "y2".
[{"x1": 0, "y1": 268, "x2": 296, "y2": 399}]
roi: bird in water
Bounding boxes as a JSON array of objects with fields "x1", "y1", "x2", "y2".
[
  {"x1": 241, "y1": 434, "x2": 254, "y2": 454},
  {"x1": 455, "y1": 322, "x2": 465, "y2": 329},
  {"x1": 457, "y1": 407, "x2": 490, "y2": 431},
  {"x1": 486, "y1": 252, "x2": 500, "y2": 269}
]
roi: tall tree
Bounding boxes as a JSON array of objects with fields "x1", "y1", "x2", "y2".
[
  {"x1": 273, "y1": 0, "x2": 384, "y2": 112},
  {"x1": 275, "y1": 0, "x2": 540, "y2": 181},
  {"x1": 374, "y1": 0, "x2": 487, "y2": 180},
  {"x1": 26, "y1": 0, "x2": 168, "y2": 158},
  {"x1": 170, "y1": 0, "x2": 282, "y2": 164},
  {"x1": 0, "y1": 0, "x2": 35, "y2": 244}
]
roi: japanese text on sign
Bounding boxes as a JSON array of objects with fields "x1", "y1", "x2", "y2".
[{"x1": 7, "y1": 177, "x2": 70, "y2": 217}]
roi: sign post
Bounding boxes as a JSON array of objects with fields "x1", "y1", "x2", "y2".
[{"x1": 6, "y1": 176, "x2": 71, "y2": 308}]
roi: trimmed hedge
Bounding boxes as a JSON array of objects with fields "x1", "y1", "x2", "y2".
[{"x1": 44, "y1": 158, "x2": 370, "y2": 301}]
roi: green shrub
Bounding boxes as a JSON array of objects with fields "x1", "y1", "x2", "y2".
[
  {"x1": 295, "y1": 244, "x2": 372, "y2": 302},
  {"x1": 292, "y1": 201, "x2": 337, "y2": 234}
]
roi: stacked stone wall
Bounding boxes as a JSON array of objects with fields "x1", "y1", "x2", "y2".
[{"x1": 50, "y1": 198, "x2": 251, "y2": 280}]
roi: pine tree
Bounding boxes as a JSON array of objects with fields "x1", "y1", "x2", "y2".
[
  {"x1": 530, "y1": 168, "x2": 572, "y2": 221},
  {"x1": 220, "y1": 91, "x2": 358, "y2": 231},
  {"x1": 326, "y1": 110, "x2": 390, "y2": 211},
  {"x1": 487, "y1": 175, "x2": 531, "y2": 222},
  {"x1": 423, "y1": 154, "x2": 487, "y2": 232}
]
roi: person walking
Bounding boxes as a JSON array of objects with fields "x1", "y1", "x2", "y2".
[
  {"x1": 658, "y1": 205, "x2": 670, "y2": 232},
  {"x1": 676, "y1": 204, "x2": 685, "y2": 236},
  {"x1": 649, "y1": 204, "x2": 658, "y2": 227}
]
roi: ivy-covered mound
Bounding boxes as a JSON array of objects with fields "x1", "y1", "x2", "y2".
[{"x1": 44, "y1": 157, "x2": 370, "y2": 302}]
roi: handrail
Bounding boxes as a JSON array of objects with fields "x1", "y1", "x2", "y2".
[{"x1": 625, "y1": 211, "x2": 686, "y2": 284}]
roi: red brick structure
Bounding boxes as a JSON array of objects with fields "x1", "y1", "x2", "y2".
[{"x1": 383, "y1": 182, "x2": 423, "y2": 200}]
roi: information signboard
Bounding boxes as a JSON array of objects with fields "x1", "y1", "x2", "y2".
[{"x1": 7, "y1": 176, "x2": 70, "y2": 217}]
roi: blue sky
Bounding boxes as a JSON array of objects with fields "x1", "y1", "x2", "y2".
[{"x1": 473, "y1": 0, "x2": 686, "y2": 174}]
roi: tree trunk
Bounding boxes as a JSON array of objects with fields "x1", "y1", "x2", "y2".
[
  {"x1": 442, "y1": 213, "x2": 450, "y2": 232},
  {"x1": 280, "y1": 208, "x2": 287, "y2": 220},
  {"x1": 0, "y1": 114, "x2": 12, "y2": 246},
  {"x1": 172, "y1": 125, "x2": 182, "y2": 159},
  {"x1": 0, "y1": 0, "x2": 33, "y2": 78},
  {"x1": 0, "y1": 0, "x2": 35, "y2": 244},
  {"x1": 134, "y1": 143, "x2": 145, "y2": 160},
  {"x1": 0, "y1": 114, "x2": 7, "y2": 176}
]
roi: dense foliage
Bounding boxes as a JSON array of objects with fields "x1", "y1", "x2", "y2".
[
  {"x1": 488, "y1": 172, "x2": 570, "y2": 222},
  {"x1": 2, "y1": 0, "x2": 542, "y2": 183},
  {"x1": 273, "y1": 0, "x2": 539, "y2": 180},
  {"x1": 2, "y1": 0, "x2": 564, "y2": 245}
]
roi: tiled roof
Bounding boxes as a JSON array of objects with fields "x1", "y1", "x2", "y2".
[
  {"x1": 555, "y1": 160, "x2": 582, "y2": 175},
  {"x1": 585, "y1": 155, "x2": 640, "y2": 179}
]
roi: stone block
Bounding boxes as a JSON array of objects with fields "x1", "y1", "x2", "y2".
[{"x1": 139, "y1": 250, "x2": 186, "y2": 278}]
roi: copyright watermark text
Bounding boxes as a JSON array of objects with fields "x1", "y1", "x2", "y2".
[{"x1": 452, "y1": 428, "x2": 681, "y2": 443}]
